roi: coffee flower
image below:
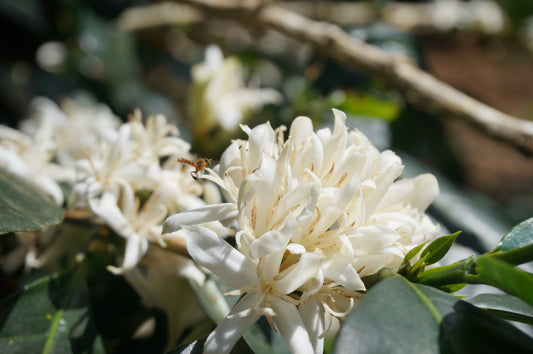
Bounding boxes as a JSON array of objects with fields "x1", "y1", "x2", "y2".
[
  {"x1": 187, "y1": 45, "x2": 282, "y2": 133},
  {"x1": 164, "y1": 109, "x2": 439, "y2": 353},
  {"x1": 70, "y1": 110, "x2": 219, "y2": 273}
]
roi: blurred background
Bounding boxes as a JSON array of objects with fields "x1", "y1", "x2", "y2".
[{"x1": 1, "y1": 0, "x2": 533, "y2": 349}]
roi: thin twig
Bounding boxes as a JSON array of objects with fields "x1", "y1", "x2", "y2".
[{"x1": 176, "y1": 0, "x2": 533, "y2": 155}]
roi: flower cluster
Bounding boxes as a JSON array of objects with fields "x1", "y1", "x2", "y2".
[
  {"x1": 0, "y1": 97, "x2": 218, "y2": 274},
  {"x1": 164, "y1": 109, "x2": 440, "y2": 353}
]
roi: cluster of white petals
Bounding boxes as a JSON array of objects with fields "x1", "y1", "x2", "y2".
[
  {"x1": 0, "y1": 97, "x2": 119, "y2": 205},
  {"x1": 187, "y1": 45, "x2": 282, "y2": 132},
  {"x1": 164, "y1": 109, "x2": 439, "y2": 353},
  {"x1": 0, "y1": 97, "x2": 216, "y2": 275}
]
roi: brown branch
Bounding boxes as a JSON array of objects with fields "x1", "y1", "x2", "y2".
[
  {"x1": 174, "y1": 0, "x2": 533, "y2": 155},
  {"x1": 119, "y1": 1, "x2": 507, "y2": 35}
]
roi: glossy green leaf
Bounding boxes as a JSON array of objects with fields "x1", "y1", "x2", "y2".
[
  {"x1": 439, "y1": 300, "x2": 533, "y2": 353},
  {"x1": 421, "y1": 232, "x2": 461, "y2": 266},
  {"x1": 0, "y1": 167, "x2": 64, "y2": 235},
  {"x1": 403, "y1": 242, "x2": 427, "y2": 264},
  {"x1": 495, "y1": 217, "x2": 533, "y2": 252},
  {"x1": 335, "y1": 276, "x2": 458, "y2": 354},
  {"x1": 0, "y1": 262, "x2": 104, "y2": 353},
  {"x1": 468, "y1": 294, "x2": 533, "y2": 325},
  {"x1": 334, "y1": 276, "x2": 533, "y2": 354},
  {"x1": 476, "y1": 256, "x2": 533, "y2": 306}
]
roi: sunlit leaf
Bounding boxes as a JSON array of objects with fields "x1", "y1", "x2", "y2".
[
  {"x1": 0, "y1": 261, "x2": 104, "y2": 353},
  {"x1": 337, "y1": 91, "x2": 401, "y2": 122},
  {"x1": 0, "y1": 167, "x2": 64, "y2": 235},
  {"x1": 421, "y1": 232, "x2": 461, "y2": 265},
  {"x1": 476, "y1": 256, "x2": 533, "y2": 306},
  {"x1": 468, "y1": 293, "x2": 533, "y2": 325},
  {"x1": 495, "y1": 217, "x2": 533, "y2": 252}
]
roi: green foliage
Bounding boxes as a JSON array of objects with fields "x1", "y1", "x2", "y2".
[
  {"x1": 401, "y1": 232, "x2": 460, "y2": 280},
  {"x1": 475, "y1": 256, "x2": 533, "y2": 306},
  {"x1": 0, "y1": 260, "x2": 104, "y2": 353},
  {"x1": 0, "y1": 167, "x2": 64, "y2": 235},
  {"x1": 468, "y1": 294, "x2": 533, "y2": 325},
  {"x1": 334, "y1": 276, "x2": 533, "y2": 354},
  {"x1": 420, "y1": 232, "x2": 461, "y2": 266},
  {"x1": 495, "y1": 217, "x2": 533, "y2": 252},
  {"x1": 335, "y1": 91, "x2": 401, "y2": 122}
]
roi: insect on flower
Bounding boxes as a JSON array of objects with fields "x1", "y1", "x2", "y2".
[{"x1": 178, "y1": 158, "x2": 213, "y2": 180}]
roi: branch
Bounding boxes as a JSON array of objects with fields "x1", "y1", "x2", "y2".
[
  {"x1": 174, "y1": 0, "x2": 533, "y2": 155},
  {"x1": 119, "y1": 1, "x2": 506, "y2": 35}
]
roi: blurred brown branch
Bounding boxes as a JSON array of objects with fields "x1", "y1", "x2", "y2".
[
  {"x1": 119, "y1": 0, "x2": 533, "y2": 154},
  {"x1": 119, "y1": 1, "x2": 507, "y2": 35},
  {"x1": 177, "y1": 0, "x2": 533, "y2": 155}
]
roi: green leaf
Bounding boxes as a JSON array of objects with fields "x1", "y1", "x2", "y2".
[
  {"x1": 468, "y1": 294, "x2": 533, "y2": 325},
  {"x1": 476, "y1": 256, "x2": 533, "y2": 306},
  {"x1": 334, "y1": 276, "x2": 533, "y2": 354},
  {"x1": 495, "y1": 217, "x2": 533, "y2": 252},
  {"x1": 0, "y1": 261, "x2": 104, "y2": 353},
  {"x1": 0, "y1": 167, "x2": 64, "y2": 235},
  {"x1": 337, "y1": 91, "x2": 401, "y2": 122},
  {"x1": 421, "y1": 232, "x2": 461, "y2": 266},
  {"x1": 439, "y1": 300, "x2": 533, "y2": 353},
  {"x1": 403, "y1": 242, "x2": 427, "y2": 264}
]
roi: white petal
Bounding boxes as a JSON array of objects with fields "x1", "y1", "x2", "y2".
[
  {"x1": 274, "y1": 252, "x2": 323, "y2": 294},
  {"x1": 289, "y1": 116, "x2": 314, "y2": 146},
  {"x1": 270, "y1": 297, "x2": 314, "y2": 354},
  {"x1": 322, "y1": 258, "x2": 366, "y2": 291},
  {"x1": 162, "y1": 203, "x2": 238, "y2": 234},
  {"x1": 377, "y1": 173, "x2": 439, "y2": 212},
  {"x1": 204, "y1": 292, "x2": 262, "y2": 354},
  {"x1": 121, "y1": 235, "x2": 149, "y2": 270},
  {"x1": 249, "y1": 215, "x2": 297, "y2": 259},
  {"x1": 299, "y1": 297, "x2": 326, "y2": 354},
  {"x1": 89, "y1": 192, "x2": 132, "y2": 237},
  {"x1": 183, "y1": 225, "x2": 258, "y2": 289}
]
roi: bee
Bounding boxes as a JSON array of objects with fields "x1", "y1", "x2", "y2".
[{"x1": 178, "y1": 158, "x2": 213, "y2": 180}]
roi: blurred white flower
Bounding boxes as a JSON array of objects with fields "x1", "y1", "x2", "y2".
[
  {"x1": 188, "y1": 45, "x2": 282, "y2": 133},
  {"x1": 68, "y1": 110, "x2": 217, "y2": 272},
  {"x1": 164, "y1": 109, "x2": 439, "y2": 353}
]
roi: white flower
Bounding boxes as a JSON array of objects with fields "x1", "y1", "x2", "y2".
[
  {"x1": 188, "y1": 45, "x2": 282, "y2": 132},
  {"x1": 68, "y1": 109, "x2": 223, "y2": 272},
  {"x1": 0, "y1": 122, "x2": 67, "y2": 205},
  {"x1": 164, "y1": 109, "x2": 439, "y2": 353},
  {"x1": 0, "y1": 96, "x2": 121, "y2": 205}
]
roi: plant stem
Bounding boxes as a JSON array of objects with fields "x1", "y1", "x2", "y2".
[{"x1": 415, "y1": 244, "x2": 533, "y2": 287}]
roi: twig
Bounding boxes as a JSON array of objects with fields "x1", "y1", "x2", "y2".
[{"x1": 176, "y1": 0, "x2": 533, "y2": 155}]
